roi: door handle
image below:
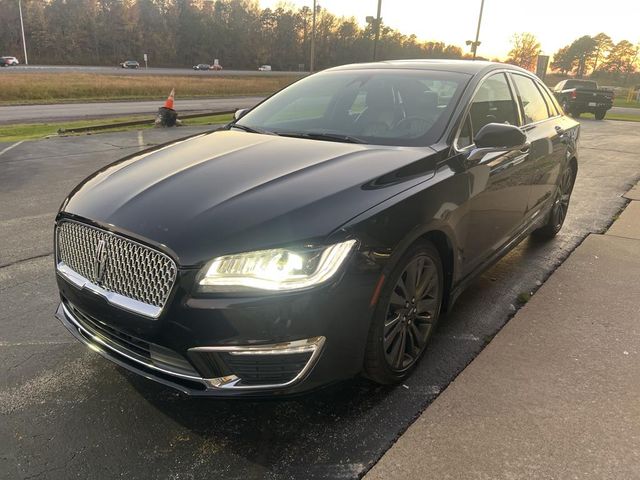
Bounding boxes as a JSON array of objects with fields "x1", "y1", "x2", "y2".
[{"x1": 555, "y1": 125, "x2": 569, "y2": 143}]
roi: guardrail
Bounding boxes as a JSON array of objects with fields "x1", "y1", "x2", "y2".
[{"x1": 57, "y1": 110, "x2": 235, "y2": 135}]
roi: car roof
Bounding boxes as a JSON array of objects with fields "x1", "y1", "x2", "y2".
[{"x1": 327, "y1": 59, "x2": 531, "y2": 76}]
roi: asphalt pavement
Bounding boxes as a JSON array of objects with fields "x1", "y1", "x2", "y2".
[
  {"x1": 1, "y1": 119, "x2": 639, "y2": 479},
  {"x1": 611, "y1": 106, "x2": 640, "y2": 115},
  {"x1": 0, "y1": 97, "x2": 265, "y2": 124}
]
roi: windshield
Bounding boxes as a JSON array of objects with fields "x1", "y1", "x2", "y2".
[{"x1": 236, "y1": 69, "x2": 470, "y2": 146}]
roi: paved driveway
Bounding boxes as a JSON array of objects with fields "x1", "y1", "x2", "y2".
[{"x1": 1, "y1": 120, "x2": 639, "y2": 479}]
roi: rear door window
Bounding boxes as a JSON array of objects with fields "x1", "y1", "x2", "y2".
[
  {"x1": 538, "y1": 83, "x2": 561, "y2": 116},
  {"x1": 511, "y1": 74, "x2": 551, "y2": 124}
]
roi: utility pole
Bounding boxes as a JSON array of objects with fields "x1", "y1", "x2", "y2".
[
  {"x1": 472, "y1": 0, "x2": 485, "y2": 60},
  {"x1": 309, "y1": 0, "x2": 316, "y2": 73},
  {"x1": 18, "y1": 0, "x2": 28, "y2": 65},
  {"x1": 372, "y1": 0, "x2": 382, "y2": 61}
]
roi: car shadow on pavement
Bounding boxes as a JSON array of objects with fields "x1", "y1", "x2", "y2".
[{"x1": 122, "y1": 368, "x2": 401, "y2": 474}]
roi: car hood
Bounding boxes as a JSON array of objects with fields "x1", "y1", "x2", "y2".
[{"x1": 62, "y1": 130, "x2": 438, "y2": 266}]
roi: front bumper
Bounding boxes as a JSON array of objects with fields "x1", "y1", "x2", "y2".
[
  {"x1": 55, "y1": 260, "x2": 378, "y2": 397},
  {"x1": 56, "y1": 302, "x2": 327, "y2": 396}
]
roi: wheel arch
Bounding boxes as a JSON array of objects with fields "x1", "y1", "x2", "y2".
[
  {"x1": 419, "y1": 230, "x2": 455, "y2": 312},
  {"x1": 383, "y1": 224, "x2": 458, "y2": 314}
]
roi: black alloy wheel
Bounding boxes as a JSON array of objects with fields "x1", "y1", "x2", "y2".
[
  {"x1": 533, "y1": 166, "x2": 575, "y2": 239},
  {"x1": 364, "y1": 241, "x2": 443, "y2": 384}
]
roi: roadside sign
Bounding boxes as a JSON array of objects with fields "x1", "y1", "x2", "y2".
[
  {"x1": 143, "y1": 53, "x2": 148, "y2": 69},
  {"x1": 536, "y1": 55, "x2": 549, "y2": 79},
  {"x1": 214, "y1": 59, "x2": 219, "y2": 66}
]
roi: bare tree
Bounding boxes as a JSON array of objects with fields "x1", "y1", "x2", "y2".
[{"x1": 507, "y1": 33, "x2": 541, "y2": 71}]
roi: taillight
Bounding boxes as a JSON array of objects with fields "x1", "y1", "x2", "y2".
[{"x1": 570, "y1": 90, "x2": 577, "y2": 99}]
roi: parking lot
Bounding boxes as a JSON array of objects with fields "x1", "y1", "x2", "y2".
[{"x1": 1, "y1": 119, "x2": 639, "y2": 480}]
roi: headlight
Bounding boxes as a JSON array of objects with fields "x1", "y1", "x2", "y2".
[{"x1": 197, "y1": 239, "x2": 357, "y2": 293}]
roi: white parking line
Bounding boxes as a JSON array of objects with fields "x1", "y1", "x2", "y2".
[
  {"x1": 137, "y1": 130, "x2": 144, "y2": 148},
  {"x1": 0, "y1": 140, "x2": 24, "y2": 157}
]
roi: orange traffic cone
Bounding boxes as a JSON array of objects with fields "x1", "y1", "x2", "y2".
[
  {"x1": 156, "y1": 88, "x2": 178, "y2": 127},
  {"x1": 163, "y1": 88, "x2": 175, "y2": 110}
]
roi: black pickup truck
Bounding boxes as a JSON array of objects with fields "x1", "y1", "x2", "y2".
[{"x1": 552, "y1": 79, "x2": 614, "y2": 119}]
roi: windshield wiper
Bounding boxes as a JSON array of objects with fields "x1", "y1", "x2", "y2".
[
  {"x1": 228, "y1": 123, "x2": 277, "y2": 136},
  {"x1": 279, "y1": 131, "x2": 365, "y2": 144}
]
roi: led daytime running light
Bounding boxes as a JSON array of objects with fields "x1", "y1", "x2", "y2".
[{"x1": 198, "y1": 239, "x2": 356, "y2": 292}]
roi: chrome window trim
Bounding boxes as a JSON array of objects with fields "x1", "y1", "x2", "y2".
[
  {"x1": 453, "y1": 69, "x2": 523, "y2": 153},
  {"x1": 55, "y1": 219, "x2": 177, "y2": 319}
]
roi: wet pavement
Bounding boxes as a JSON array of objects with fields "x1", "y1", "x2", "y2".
[{"x1": 1, "y1": 119, "x2": 639, "y2": 479}]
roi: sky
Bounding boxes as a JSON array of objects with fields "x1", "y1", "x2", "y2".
[{"x1": 259, "y1": 0, "x2": 639, "y2": 59}]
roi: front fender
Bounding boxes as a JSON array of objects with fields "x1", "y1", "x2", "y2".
[{"x1": 336, "y1": 158, "x2": 469, "y2": 288}]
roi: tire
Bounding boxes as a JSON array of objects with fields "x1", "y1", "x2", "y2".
[
  {"x1": 562, "y1": 101, "x2": 575, "y2": 117},
  {"x1": 363, "y1": 240, "x2": 444, "y2": 384},
  {"x1": 532, "y1": 165, "x2": 576, "y2": 239},
  {"x1": 595, "y1": 109, "x2": 606, "y2": 120}
]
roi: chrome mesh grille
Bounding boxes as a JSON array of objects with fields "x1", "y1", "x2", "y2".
[{"x1": 56, "y1": 221, "x2": 177, "y2": 310}]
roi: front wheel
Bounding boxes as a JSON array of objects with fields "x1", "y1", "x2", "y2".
[
  {"x1": 594, "y1": 109, "x2": 606, "y2": 120},
  {"x1": 363, "y1": 241, "x2": 444, "y2": 384},
  {"x1": 532, "y1": 166, "x2": 576, "y2": 239}
]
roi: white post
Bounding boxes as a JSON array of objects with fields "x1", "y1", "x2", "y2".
[
  {"x1": 18, "y1": 0, "x2": 28, "y2": 65},
  {"x1": 309, "y1": 0, "x2": 316, "y2": 73}
]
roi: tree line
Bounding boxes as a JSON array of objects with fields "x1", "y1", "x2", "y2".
[
  {"x1": 503, "y1": 32, "x2": 639, "y2": 85},
  {"x1": 551, "y1": 33, "x2": 639, "y2": 78},
  {"x1": 0, "y1": 0, "x2": 464, "y2": 70}
]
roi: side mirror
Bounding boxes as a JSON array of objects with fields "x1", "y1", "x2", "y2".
[
  {"x1": 234, "y1": 108, "x2": 250, "y2": 121},
  {"x1": 468, "y1": 123, "x2": 529, "y2": 162}
]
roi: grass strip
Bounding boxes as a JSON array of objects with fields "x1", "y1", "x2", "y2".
[
  {"x1": 0, "y1": 73, "x2": 297, "y2": 105},
  {"x1": 613, "y1": 98, "x2": 640, "y2": 109},
  {"x1": 0, "y1": 113, "x2": 233, "y2": 143}
]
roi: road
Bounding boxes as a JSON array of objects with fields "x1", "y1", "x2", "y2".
[
  {"x1": 612, "y1": 106, "x2": 640, "y2": 115},
  {"x1": 1, "y1": 120, "x2": 639, "y2": 479},
  {"x1": 0, "y1": 97, "x2": 265, "y2": 124},
  {"x1": 0, "y1": 65, "x2": 304, "y2": 77}
]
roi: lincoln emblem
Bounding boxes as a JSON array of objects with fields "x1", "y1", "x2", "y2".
[{"x1": 94, "y1": 239, "x2": 108, "y2": 285}]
